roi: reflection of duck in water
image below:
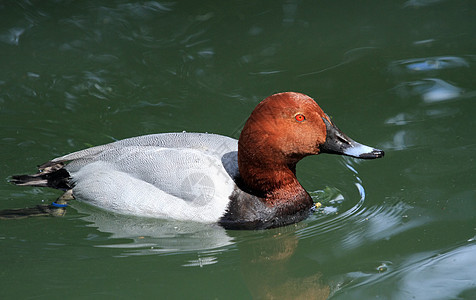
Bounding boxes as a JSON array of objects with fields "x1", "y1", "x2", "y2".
[
  {"x1": 76, "y1": 203, "x2": 233, "y2": 257},
  {"x1": 5, "y1": 92, "x2": 383, "y2": 229},
  {"x1": 236, "y1": 225, "x2": 330, "y2": 299}
]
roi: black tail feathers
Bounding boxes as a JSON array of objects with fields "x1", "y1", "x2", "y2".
[{"x1": 10, "y1": 162, "x2": 72, "y2": 191}]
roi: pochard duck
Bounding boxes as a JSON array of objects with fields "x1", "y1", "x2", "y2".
[{"x1": 10, "y1": 92, "x2": 383, "y2": 229}]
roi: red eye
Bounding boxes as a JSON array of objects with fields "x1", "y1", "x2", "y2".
[{"x1": 295, "y1": 114, "x2": 306, "y2": 122}]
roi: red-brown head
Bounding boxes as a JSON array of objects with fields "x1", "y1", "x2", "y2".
[
  {"x1": 238, "y1": 92, "x2": 383, "y2": 196},
  {"x1": 239, "y1": 92, "x2": 328, "y2": 166}
]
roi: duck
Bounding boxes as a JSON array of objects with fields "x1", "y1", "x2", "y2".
[{"x1": 8, "y1": 92, "x2": 384, "y2": 229}]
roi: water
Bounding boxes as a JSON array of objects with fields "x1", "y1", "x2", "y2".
[{"x1": 1, "y1": 1, "x2": 475, "y2": 299}]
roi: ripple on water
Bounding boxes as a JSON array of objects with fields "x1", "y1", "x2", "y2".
[
  {"x1": 303, "y1": 199, "x2": 419, "y2": 253},
  {"x1": 298, "y1": 164, "x2": 365, "y2": 240},
  {"x1": 0, "y1": 27, "x2": 28, "y2": 45},
  {"x1": 394, "y1": 78, "x2": 463, "y2": 103},
  {"x1": 337, "y1": 243, "x2": 476, "y2": 299},
  {"x1": 403, "y1": 0, "x2": 445, "y2": 8},
  {"x1": 298, "y1": 159, "x2": 427, "y2": 258},
  {"x1": 389, "y1": 56, "x2": 469, "y2": 73},
  {"x1": 389, "y1": 55, "x2": 469, "y2": 103},
  {"x1": 396, "y1": 244, "x2": 476, "y2": 299}
]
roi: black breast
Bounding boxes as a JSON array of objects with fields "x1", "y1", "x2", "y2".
[{"x1": 218, "y1": 184, "x2": 312, "y2": 230}]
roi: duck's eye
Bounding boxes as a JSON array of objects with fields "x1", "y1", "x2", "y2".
[{"x1": 295, "y1": 114, "x2": 306, "y2": 122}]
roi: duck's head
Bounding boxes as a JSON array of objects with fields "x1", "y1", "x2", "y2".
[{"x1": 237, "y1": 92, "x2": 384, "y2": 193}]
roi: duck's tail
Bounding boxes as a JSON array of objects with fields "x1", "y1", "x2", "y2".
[
  {"x1": 2, "y1": 162, "x2": 73, "y2": 219},
  {"x1": 10, "y1": 161, "x2": 72, "y2": 191}
]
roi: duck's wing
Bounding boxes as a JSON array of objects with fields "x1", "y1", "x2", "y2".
[
  {"x1": 51, "y1": 132, "x2": 237, "y2": 167},
  {"x1": 69, "y1": 146, "x2": 236, "y2": 221},
  {"x1": 59, "y1": 133, "x2": 238, "y2": 222}
]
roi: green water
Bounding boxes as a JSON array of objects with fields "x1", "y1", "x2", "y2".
[{"x1": 1, "y1": 1, "x2": 475, "y2": 299}]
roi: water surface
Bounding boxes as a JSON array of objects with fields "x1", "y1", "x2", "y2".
[{"x1": 1, "y1": 1, "x2": 475, "y2": 299}]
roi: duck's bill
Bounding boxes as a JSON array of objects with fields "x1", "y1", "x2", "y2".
[{"x1": 320, "y1": 117, "x2": 384, "y2": 159}]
